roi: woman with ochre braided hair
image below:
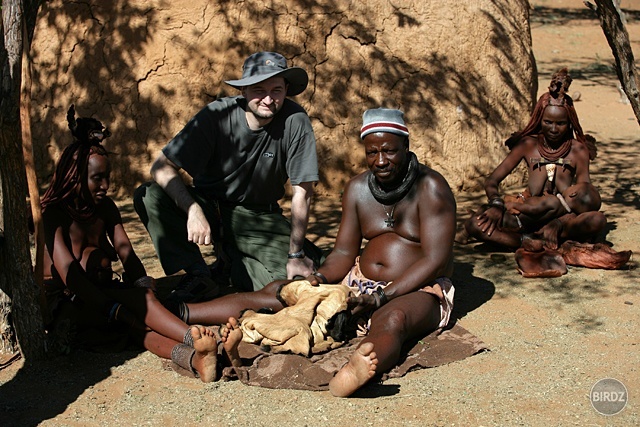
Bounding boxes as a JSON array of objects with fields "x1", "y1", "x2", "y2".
[
  {"x1": 463, "y1": 68, "x2": 606, "y2": 249},
  {"x1": 40, "y1": 106, "x2": 219, "y2": 381}
]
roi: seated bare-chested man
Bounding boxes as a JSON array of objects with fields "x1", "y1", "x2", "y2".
[
  {"x1": 463, "y1": 68, "x2": 606, "y2": 249},
  {"x1": 177, "y1": 108, "x2": 456, "y2": 397}
]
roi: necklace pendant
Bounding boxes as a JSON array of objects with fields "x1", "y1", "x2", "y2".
[
  {"x1": 382, "y1": 202, "x2": 397, "y2": 228},
  {"x1": 545, "y1": 164, "x2": 556, "y2": 182}
]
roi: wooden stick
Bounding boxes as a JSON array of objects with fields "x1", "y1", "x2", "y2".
[{"x1": 20, "y1": 15, "x2": 44, "y2": 287}]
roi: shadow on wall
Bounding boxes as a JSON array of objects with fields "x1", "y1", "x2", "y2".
[
  {"x1": 31, "y1": 0, "x2": 535, "y2": 197},
  {"x1": 31, "y1": 1, "x2": 168, "y2": 195}
]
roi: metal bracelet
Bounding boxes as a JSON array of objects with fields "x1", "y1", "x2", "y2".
[
  {"x1": 488, "y1": 198, "x2": 505, "y2": 207},
  {"x1": 287, "y1": 250, "x2": 305, "y2": 259},
  {"x1": 375, "y1": 287, "x2": 388, "y2": 308},
  {"x1": 311, "y1": 271, "x2": 328, "y2": 284}
]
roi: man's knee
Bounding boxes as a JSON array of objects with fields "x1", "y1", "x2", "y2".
[
  {"x1": 133, "y1": 182, "x2": 152, "y2": 220},
  {"x1": 372, "y1": 306, "x2": 409, "y2": 334},
  {"x1": 134, "y1": 182, "x2": 164, "y2": 209},
  {"x1": 592, "y1": 211, "x2": 607, "y2": 230},
  {"x1": 133, "y1": 182, "x2": 173, "y2": 223}
]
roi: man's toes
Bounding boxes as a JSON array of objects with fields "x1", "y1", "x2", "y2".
[{"x1": 228, "y1": 317, "x2": 239, "y2": 329}]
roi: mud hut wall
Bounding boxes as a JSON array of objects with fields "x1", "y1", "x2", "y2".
[{"x1": 30, "y1": 0, "x2": 535, "y2": 197}]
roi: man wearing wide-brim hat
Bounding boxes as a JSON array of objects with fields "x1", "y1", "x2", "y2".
[{"x1": 134, "y1": 51, "x2": 324, "y2": 301}]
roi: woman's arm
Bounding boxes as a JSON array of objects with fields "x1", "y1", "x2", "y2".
[
  {"x1": 103, "y1": 199, "x2": 148, "y2": 285},
  {"x1": 43, "y1": 207, "x2": 117, "y2": 317}
]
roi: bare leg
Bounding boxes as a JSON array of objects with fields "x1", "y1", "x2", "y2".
[
  {"x1": 136, "y1": 326, "x2": 218, "y2": 383},
  {"x1": 190, "y1": 325, "x2": 218, "y2": 383},
  {"x1": 76, "y1": 245, "x2": 196, "y2": 342},
  {"x1": 139, "y1": 330, "x2": 176, "y2": 359},
  {"x1": 104, "y1": 287, "x2": 194, "y2": 343},
  {"x1": 220, "y1": 317, "x2": 243, "y2": 369},
  {"x1": 330, "y1": 292, "x2": 440, "y2": 397},
  {"x1": 187, "y1": 280, "x2": 288, "y2": 325},
  {"x1": 465, "y1": 214, "x2": 522, "y2": 249},
  {"x1": 454, "y1": 227, "x2": 471, "y2": 244},
  {"x1": 561, "y1": 211, "x2": 607, "y2": 242}
]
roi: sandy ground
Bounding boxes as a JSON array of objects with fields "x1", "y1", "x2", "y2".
[{"x1": 1, "y1": 1, "x2": 639, "y2": 426}]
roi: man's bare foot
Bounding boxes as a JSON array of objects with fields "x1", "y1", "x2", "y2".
[
  {"x1": 190, "y1": 325, "x2": 218, "y2": 383},
  {"x1": 329, "y1": 342, "x2": 378, "y2": 397},
  {"x1": 220, "y1": 317, "x2": 243, "y2": 369}
]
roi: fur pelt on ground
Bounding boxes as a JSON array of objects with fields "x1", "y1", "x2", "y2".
[{"x1": 239, "y1": 281, "x2": 350, "y2": 356}]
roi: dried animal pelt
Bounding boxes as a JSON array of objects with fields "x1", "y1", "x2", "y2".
[{"x1": 239, "y1": 280, "x2": 350, "y2": 356}]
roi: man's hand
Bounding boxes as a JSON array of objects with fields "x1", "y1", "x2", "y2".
[
  {"x1": 305, "y1": 273, "x2": 321, "y2": 286},
  {"x1": 187, "y1": 203, "x2": 212, "y2": 245},
  {"x1": 347, "y1": 293, "x2": 377, "y2": 316},
  {"x1": 476, "y1": 206, "x2": 504, "y2": 236},
  {"x1": 286, "y1": 256, "x2": 314, "y2": 280},
  {"x1": 152, "y1": 153, "x2": 212, "y2": 245}
]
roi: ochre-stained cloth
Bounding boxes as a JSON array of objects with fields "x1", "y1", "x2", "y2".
[
  {"x1": 341, "y1": 258, "x2": 454, "y2": 335},
  {"x1": 216, "y1": 322, "x2": 487, "y2": 391},
  {"x1": 515, "y1": 240, "x2": 632, "y2": 277},
  {"x1": 515, "y1": 248, "x2": 568, "y2": 278},
  {"x1": 238, "y1": 281, "x2": 350, "y2": 356},
  {"x1": 558, "y1": 241, "x2": 632, "y2": 269}
]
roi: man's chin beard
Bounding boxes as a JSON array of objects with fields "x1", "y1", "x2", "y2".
[{"x1": 251, "y1": 106, "x2": 276, "y2": 120}]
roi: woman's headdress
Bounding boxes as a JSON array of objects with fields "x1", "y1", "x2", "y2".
[{"x1": 41, "y1": 105, "x2": 111, "y2": 221}]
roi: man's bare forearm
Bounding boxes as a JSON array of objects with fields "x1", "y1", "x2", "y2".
[
  {"x1": 151, "y1": 154, "x2": 197, "y2": 213},
  {"x1": 289, "y1": 182, "x2": 313, "y2": 252}
]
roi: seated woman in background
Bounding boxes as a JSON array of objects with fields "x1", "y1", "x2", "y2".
[{"x1": 40, "y1": 106, "x2": 219, "y2": 382}]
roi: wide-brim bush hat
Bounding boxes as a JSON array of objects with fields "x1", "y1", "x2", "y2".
[{"x1": 225, "y1": 51, "x2": 308, "y2": 96}]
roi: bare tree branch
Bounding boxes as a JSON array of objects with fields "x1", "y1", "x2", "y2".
[{"x1": 585, "y1": 0, "x2": 640, "y2": 125}]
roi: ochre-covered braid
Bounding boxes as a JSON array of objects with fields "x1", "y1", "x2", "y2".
[
  {"x1": 41, "y1": 105, "x2": 112, "y2": 221},
  {"x1": 504, "y1": 68, "x2": 596, "y2": 160}
]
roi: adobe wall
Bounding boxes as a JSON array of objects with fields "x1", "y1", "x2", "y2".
[{"x1": 30, "y1": 0, "x2": 536, "y2": 197}]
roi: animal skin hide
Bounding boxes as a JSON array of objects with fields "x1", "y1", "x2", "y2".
[
  {"x1": 515, "y1": 248, "x2": 568, "y2": 278},
  {"x1": 239, "y1": 281, "x2": 350, "y2": 356},
  {"x1": 515, "y1": 240, "x2": 632, "y2": 277},
  {"x1": 558, "y1": 240, "x2": 632, "y2": 269}
]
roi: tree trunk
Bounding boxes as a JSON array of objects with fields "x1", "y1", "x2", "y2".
[
  {"x1": 1, "y1": 0, "x2": 46, "y2": 361},
  {"x1": 0, "y1": 176, "x2": 16, "y2": 355},
  {"x1": 586, "y1": 0, "x2": 640, "y2": 125}
]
